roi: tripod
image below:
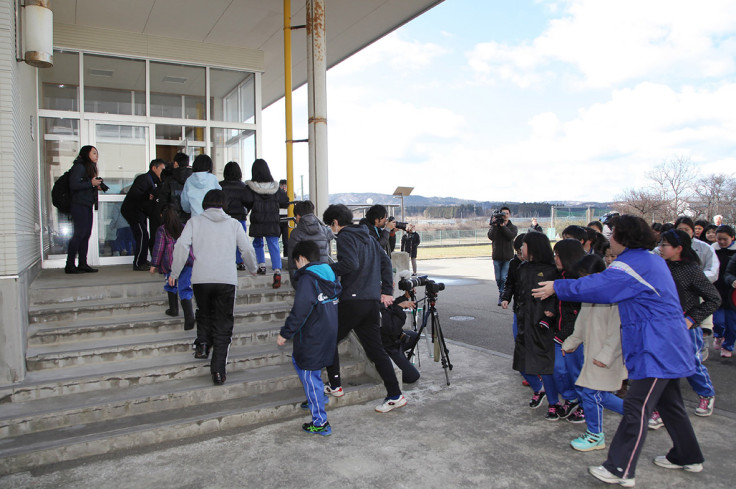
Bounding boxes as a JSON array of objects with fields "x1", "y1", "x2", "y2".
[{"x1": 406, "y1": 290, "x2": 452, "y2": 385}]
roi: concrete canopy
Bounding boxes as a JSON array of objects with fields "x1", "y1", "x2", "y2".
[{"x1": 50, "y1": 0, "x2": 445, "y2": 107}]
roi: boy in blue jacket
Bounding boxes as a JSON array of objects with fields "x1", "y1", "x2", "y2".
[{"x1": 277, "y1": 240, "x2": 341, "y2": 436}]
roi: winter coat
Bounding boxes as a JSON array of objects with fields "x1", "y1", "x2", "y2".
[
  {"x1": 151, "y1": 225, "x2": 194, "y2": 274},
  {"x1": 511, "y1": 261, "x2": 559, "y2": 375},
  {"x1": 219, "y1": 179, "x2": 249, "y2": 221},
  {"x1": 287, "y1": 213, "x2": 334, "y2": 285},
  {"x1": 170, "y1": 207, "x2": 257, "y2": 286},
  {"x1": 280, "y1": 262, "x2": 341, "y2": 370},
  {"x1": 691, "y1": 238, "x2": 718, "y2": 283},
  {"x1": 553, "y1": 248, "x2": 695, "y2": 380},
  {"x1": 724, "y1": 252, "x2": 736, "y2": 308},
  {"x1": 554, "y1": 270, "x2": 581, "y2": 344},
  {"x1": 500, "y1": 255, "x2": 522, "y2": 312},
  {"x1": 561, "y1": 303, "x2": 628, "y2": 391},
  {"x1": 528, "y1": 224, "x2": 543, "y2": 233},
  {"x1": 158, "y1": 167, "x2": 192, "y2": 221},
  {"x1": 68, "y1": 160, "x2": 98, "y2": 208},
  {"x1": 243, "y1": 181, "x2": 289, "y2": 237},
  {"x1": 666, "y1": 260, "x2": 721, "y2": 326},
  {"x1": 488, "y1": 220, "x2": 518, "y2": 261},
  {"x1": 331, "y1": 225, "x2": 393, "y2": 301},
  {"x1": 713, "y1": 240, "x2": 736, "y2": 310},
  {"x1": 401, "y1": 232, "x2": 421, "y2": 258},
  {"x1": 380, "y1": 296, "x2": 409, "y2": 349},
  {"x1": 181, "y1": 172, "x2": 221, "y2": 217},
  {"x1": 359, "y1": 218, "x2": 390, "y2": 253},
  {"x1": 121, "y1": 170, "x2": 161, "y2": 218}
]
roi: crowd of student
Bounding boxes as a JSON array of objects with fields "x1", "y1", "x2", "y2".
[{"x1": 501, "y1": 214, "x2": 735, "y2": 486}]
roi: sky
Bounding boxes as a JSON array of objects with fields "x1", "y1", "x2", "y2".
[{"x1": 262, "y1": 0, "x2": 736, "y2": 203}]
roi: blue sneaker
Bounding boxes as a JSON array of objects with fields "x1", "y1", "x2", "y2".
[
  {"x1": 571, "y1": 430, "x2": 605, "y2": 452},
  {"x1": 302, "y1": 421, "x2": 331, "y2": 436}
]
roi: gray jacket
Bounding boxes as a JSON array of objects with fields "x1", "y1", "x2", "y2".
[
  {"x1": 287, "y1": 213, "x2": 334, "y2": 284},
  {"x1": 170, "y1": 208, "x2": 257, "y2": 285}
]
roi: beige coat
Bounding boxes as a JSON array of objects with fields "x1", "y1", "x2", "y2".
[{"x1": 561, "y1": 303, "x2": 628, "y2": 391}]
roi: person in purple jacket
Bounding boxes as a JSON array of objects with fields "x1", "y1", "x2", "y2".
[{"x1": 533, "y1": 215, "x2": 703, "y2": 487}]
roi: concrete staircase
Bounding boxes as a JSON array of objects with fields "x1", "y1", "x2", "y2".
[{"x1": 0, "y1": 266, "x2": 385, "y2": 475}]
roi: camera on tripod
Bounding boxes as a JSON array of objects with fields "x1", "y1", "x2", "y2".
[{"x1": 398, "y1": 275, "x2": 445, "y2": 294}]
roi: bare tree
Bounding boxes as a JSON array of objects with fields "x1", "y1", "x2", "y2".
[
  {"x1": 647, "y1": 156, "x2": 697, "y2": 218},
  {"x1": 691, "y1": 173, "x2": 735, "y2": 220},
  {"x1": 613, "y1": 188, "x2": 669, "y2": 222}
]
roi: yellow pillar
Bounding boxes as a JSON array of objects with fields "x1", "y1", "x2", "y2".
[{"x1": 283, "y1": 0, "x2": 295, "y2": 233}]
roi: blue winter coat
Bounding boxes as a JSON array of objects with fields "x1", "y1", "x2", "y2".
[
  {"x1": 280, "y1": 263, "x2": 341, "y2": 370},
  {"x1": 181, "y1": 172, "x2": 221, "y2": 217},
  {"x1": 553, "y1": 247, "x2": 694, "y2": 380}
]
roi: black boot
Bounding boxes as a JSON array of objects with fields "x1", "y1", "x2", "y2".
[
  {"x1": 181, "y1": 299, "x2": 195, "y2": 331},
  {"x1": 165, "y1": 292, "x2": 179, "y2": 317}
]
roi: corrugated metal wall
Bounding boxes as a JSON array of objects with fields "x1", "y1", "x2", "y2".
[{"x1": 0, "y1": 0, "x2": 41, "y2": 276}]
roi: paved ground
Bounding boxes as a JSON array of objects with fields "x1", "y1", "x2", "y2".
[{"x1": 2, "y1": 257, "x2": 734, "y2": 488}]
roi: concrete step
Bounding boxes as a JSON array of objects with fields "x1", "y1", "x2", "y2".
[
  {"x1": 0, "y1": 375, "x2": 383, "y2": 476},
  {"x1": 28, "y1": 287, "x2": 294, "y2": 324},
  {"x1": 0, "y1": 359, "x2": 367, "y2": 438},
  {"x1": 28, "y1": 302, "x2": 292, "y2": 345},
  {"x1": 5, "y1": 341, "x2": 354, "y2": 404},
  {"x1": 29, "y1": 266, "x2": 291, "y2": 306}
]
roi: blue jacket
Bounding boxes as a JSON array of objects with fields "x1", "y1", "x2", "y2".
[
  {"x1": 181, "y1": 172, "x2": 221, "y2": 217},
  {"x1": 280, "y1": 263, "x2": 341, "y2": 370},
  {"x1": 553, "y1": 247, "x2": 694, "y2": 380}
]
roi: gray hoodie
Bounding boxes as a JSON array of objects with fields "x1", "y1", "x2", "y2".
[{"x1": 170, "y1": 207, "x2": 257, "y2": 285}]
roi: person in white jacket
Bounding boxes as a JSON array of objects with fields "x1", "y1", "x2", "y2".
[{"x1": 169, "y1": 189, "x2": 257, "y2": 386}]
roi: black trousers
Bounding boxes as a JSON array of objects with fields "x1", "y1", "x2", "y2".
[
  {"x1": 326, "y1": 300, "x2": 402, "y2": 398},
  {"x1": 123, "y1": 210, "x2": 149, "y2": 267},
  {"x1": 67, "y1": 203, "x2": 93, "y2": 266},
  {"x1": 386, "y1": 346, "x2": 420, "y2": 384},
  {"x1": 192, "y1": 283, "x2": 236, "y2": 375},
  {"x1": 604, "y1": 377, "x2": 704, "y2": 479}
]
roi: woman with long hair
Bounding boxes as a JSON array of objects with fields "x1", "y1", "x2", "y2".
[{"x1": 66, "y1": 145, "x2": 103, "y2": 274}]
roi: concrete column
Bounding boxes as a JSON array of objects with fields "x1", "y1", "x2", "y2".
[{"x1": 306, "y1": 0, "x2": 328, "y2": 218}]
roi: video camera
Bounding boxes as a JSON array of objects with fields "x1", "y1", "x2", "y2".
[
  {"x1": 398, "y1": 274, "x2": 445, "y2": 294},
  {"x1": 489, "y1": 209, "x2": 506, "y2": 226}
]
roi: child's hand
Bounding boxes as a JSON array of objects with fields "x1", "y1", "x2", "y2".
[
  {"x1": 276, "y1": 334, "x2": 287, "y2": 346},
  {"x1": 398, "y1": 300, "x2": 415, "y2": 310},
  {"x1": 593, "y1": 359, "x2": 608, "y2": 368},
  {"x1": 544, "y1": 310, "x2": 554, "y2": 317},
  {"x1": 149, "y1": 266, "x2": 156, "y2": 274},
  {"x1": 501, "y1": 300, "x2": 509, "y2": 309},
  {"x1": 167, "y1": 276, "x2": 177, "y2": 287},
  {"x1": 685, "y1": 318, "x2": 694, "y2": 329}
]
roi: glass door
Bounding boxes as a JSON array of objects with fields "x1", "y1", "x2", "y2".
[{"x1": 92, "y1": 122, "x2": 153, "y2": 265}]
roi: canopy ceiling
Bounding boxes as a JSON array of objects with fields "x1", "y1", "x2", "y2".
[{"x1": 50, "y1": 0, "x2": 445, "y2": 107}]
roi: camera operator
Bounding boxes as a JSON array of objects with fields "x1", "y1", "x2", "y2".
[
  {"x1": 122, "y1": 159, "x2": 165, "y2": 271},
  {"x1": 401, "y1": 223, "x2": 421, "y2": 275},
  {"x1": 322, "y1": 204, "x2": 407, "y2": 413},
  {"x1": 359, "y1": 204, "x2": 391, "y2": 254},
  {"x1": 381, "y1": 287, "x2": 421, "y2": 384},
  {"x1": 487, "y1": 206, "x2": 518, "y2": 306}
]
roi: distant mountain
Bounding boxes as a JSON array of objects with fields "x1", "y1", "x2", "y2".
[{"x1": 328, "y1": 193, "x2": 611, "y2": 208}]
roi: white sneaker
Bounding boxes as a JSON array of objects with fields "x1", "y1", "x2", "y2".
[
  {"x1": 648, "y1": 411, "x2": 664, "y2": 430},
  {"x1": 588, "y1": 465, "x2": 635, "y2": 487},
  {"x1": 695, "y1": 396, "x2": 714, "y2": 417},
  {"x1": 324, "y1": 385, "x2": 345, "y2": 397},
  {"x1": 653, "y1": 455, "x2": 703, "y2": 473},
  {"x1": 375, "y1": 394, "x2": 407, "y2": 413}
]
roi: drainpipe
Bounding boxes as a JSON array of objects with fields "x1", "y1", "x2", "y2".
[
  {"x1": 283, "y1": 0, "x2": 295, "y2": 231},
  {"x1": 306, "y1": 0, "x2": 328, "y2": 218}
]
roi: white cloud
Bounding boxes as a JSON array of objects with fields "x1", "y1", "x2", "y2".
[{"x1": 467, "y1": 0, "x2": 736, "y2": 88}]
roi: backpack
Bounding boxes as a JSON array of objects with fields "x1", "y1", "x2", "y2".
[{"x1": 51, "y1": 169, "x2": 72, "y2": 213}]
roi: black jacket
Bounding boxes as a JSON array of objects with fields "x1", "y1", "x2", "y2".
[
  {"x1": 667, "y1": 260, "x2": 721, "y2": 325},
  {"x1": 68, "y1": 161, "x2": 98, "y2": 208},
  {"x1": 243, "y1": 181, "x2": 289, "y2": 237},
  {"x1": 511, "y1": 261, "x2": 558, "y2": 375},
  {"x1": 715, "y1": 244, "x2": 736, "y2": 310},
  {"x1": 401, "y1": 232, "x2": 421, "y2": 258},
  {"x1": 380, "y1": 296, "x2": 409, "y2": 349},
  {"x1": 553, "y1": 270, "x2": 581, "y2": 344},
  {"x1": 121, "y1": 170, "x2": 161, "y2": 217},
  {"x1": 287, "y1": 213, "x2": 334, "y2": 284},
  {"x1": 359, "y1": 218, "x2": 390, "y2": 253},
  {"x1": 500, "y1": 255, "x2": 523, "y2": 312},
  {"x1": 726, "y1": 253, "x2": 736, "y2": 309},
  {"x1": 219, "y1": 179, "x2": 249, "y2": 221},
  {"x1": 158, "y1": 167, "x2": 192, "y2": 220},
  {"x1": 488, "y1": 220, "x2": 518, "y2": 261},
  {"x1": 330, "y1": 225, "x2": 393, "y2": 301}
]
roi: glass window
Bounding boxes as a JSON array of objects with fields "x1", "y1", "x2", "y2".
[
  {"x1": 211, "y1": 128, "x2": 255, "y2": 179},
  {"x1": 150, "y1": 62, "x2": 206, "y2": 119},
  {"x1": 83, "y1": 54, "x2": 145, "y2": 115},
  {"x1": 40, "y1": 118, "x2": 79, "y2": 258},
  {"x1": 94, "y1": 124, "x2": 149, "y2": 192},
  {"x1": 39, "y1": 51, "x2": 79, "y2": 111},
  {"x1": 98, "y1": 201, "x2": 133, "y2": 258},
  {"x1": 210, "y1": 68, "x2": 255, "y2": 123}
]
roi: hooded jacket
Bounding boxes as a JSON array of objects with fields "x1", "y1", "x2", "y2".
[
  {"x1": 331, "y1": 225, "x2": 393, "y2": 301},
  {"x1": 158, "y1": 166, "x2": 192, "y2": 220},
  {"x1": 713, "y1": 239, "x2": 736, "y2": 309},
  {"x1": 287, "y1": 213, "x2": 334, "y2": 284},
  {"x1": 219, "y1": 179, "x2": 249, "y2": 221},
  {"x1": 280, "y1": 262, "x2": 341, "y2": 370},
  {"x1": 691, "y1": 238, "x2": 718, "y2": 283},
  {"x1": 169, "y1": 207, "x2": 257, "y2": 286},
  {"x1": 243, "y1": 180, "x2": 289, "y2": 237},
  {"x1": 181, "y1": 172, "x2": 221, "y2": 217},
  {"x1": 553, "y1": 248, "x2": 695, "y2": 380}
]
